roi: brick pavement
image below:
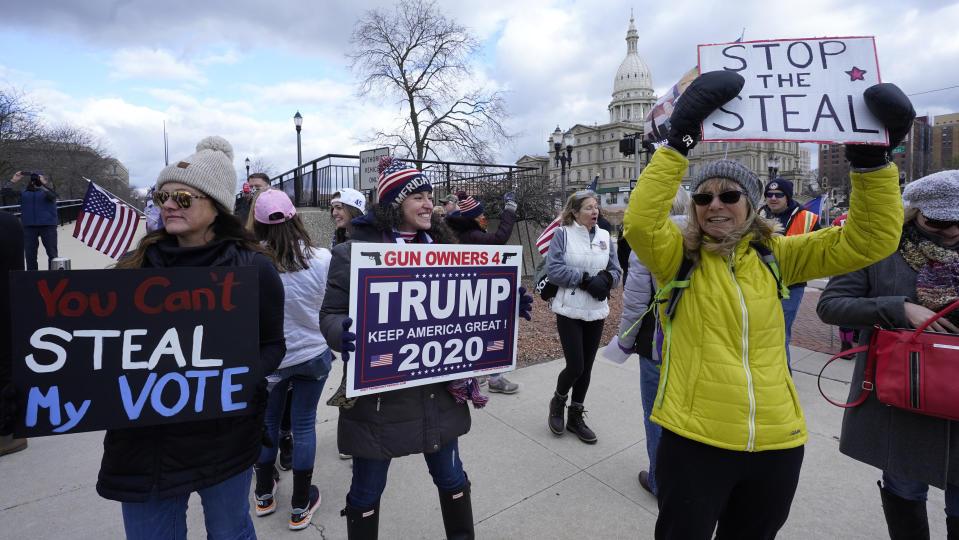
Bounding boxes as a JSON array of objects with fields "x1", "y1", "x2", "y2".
[{"x1": 790, "y1": 288, "x2": 844, "y2": 356}]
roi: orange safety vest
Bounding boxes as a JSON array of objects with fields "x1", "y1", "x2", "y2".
[{"x1": 785, "y1": 209, "x2": 819, "y2": 236}]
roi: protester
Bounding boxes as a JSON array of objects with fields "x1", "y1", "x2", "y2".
[
  {"x1": 757, "y1": 177, "x2": 821, "y2": 370},
  {"x1": 249, "y1": 188, "x2": 333, "y2": 531},
  {"x1": 234, "y1": 181, "x2": 253, "y2": 224},
  {"x1": 441, "y1": 194, "x2": 459, "y2": 215},
  {"x1": 433, "y1": 205, "x2": 447, "y2": 219},
  {"x1": 545, "y1": 189, "x2": 622, "y2": 444},
  {"x1": 0, "y1": 211, "x2": 26, "y2": 457},
  {"x1": 100, "y1": 136, "x2": 286, "y2": 539},
  {"x1": 330, "y1": 187, "x2": 366, "y2": 248},
  {"x1": 11, "y1": 170, "x2": 58, "y2": 270},
  {"x1": 143, "y1": 186, "x2": 163, "y2": 233},
  {"x1": 320, "y1": 157, "x2": 504, "y2": 539},
  {"x1": 445, "y1": 190, "x2": 521, "y2": 394},
  {"x1": 623, "y1": 71, "x2": 913, "y2": 538},
  {"x1": 829, "y1": 212, "x2": 858, "y2": 358},
  {"x1": 248, "y1": 172, "x2": 271, "y2": 192},
  {"x1": 817, "y1": 169, "x2": 959, "y2": 539},
  {"x1": 615, "y1": 188, "x2": 688, "y2": 496}
]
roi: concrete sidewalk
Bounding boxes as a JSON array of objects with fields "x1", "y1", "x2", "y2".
[{"x1": 1, "y1": 345, "x2": 948, "y2": 539}]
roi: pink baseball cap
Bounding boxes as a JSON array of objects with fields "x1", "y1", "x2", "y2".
[{"x1": 253, "y1": 189, "x2": 296, "y2": 224}]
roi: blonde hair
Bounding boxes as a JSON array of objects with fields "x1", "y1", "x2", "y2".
[
  {"x1": 560, "y1": 190, "x2": 599, "y2": 226},
  {"x1": 671, "y1": 187, "x2": 690, "y2": 217},
  {"x1": 683, "y1": 178, "x2": 780, "y2": 262}
]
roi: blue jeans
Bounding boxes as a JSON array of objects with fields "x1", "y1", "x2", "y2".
[
  {"x1": 781, "y1": 286, "x2": 805, "y2": 372},
  {"x1": 121, "y1": 468, "x2": 255, "y2": 540},
  {"x1": 259, "y1": 350, "x2": 332, "y2": 471},
  {"x1": 883, "y1": 471, "x2": 959, "y2": 517},
  {"x1": 23, "y1": 225, "x2": 57, "y2": 271},
  {"x1": 639, "y1": 355, "x2": 662, "y2": 495},
  {"x1": 347, "y1": 439, "x2": 466, "y2": 508}
]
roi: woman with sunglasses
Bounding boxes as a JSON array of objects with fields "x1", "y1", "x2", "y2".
[
  {"x1": 545, "y1": 189, "x2": 622, "y2": 444},
  {"x1": 817, "y1": 170, "x2": 959, "y2": 538},
  {"x1": 623, "y1": 71, "x2": 915, "y2": 538},
  {"x1": 101, "y1": 136, "x2": 286, "y2": 539},
  {"x1": 248, "y1": 189, "x2": 332, "y2": 531}
]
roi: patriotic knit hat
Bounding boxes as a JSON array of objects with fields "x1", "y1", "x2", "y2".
[
  {"x1": 691, "y1": 159, "x2": 763, "y2": 209},
  {"x1": 902, "y1": 169, "x2": 959, "y2": 221},
  {"x1": 331, "y1": 187, "x2": 367, "y2": 213},
  {"x1": 157, "y1": 136, "x2": 236, "y2": 211},
  {"x1": 457, "y1": 193, "x2": 485, "y2": 219},
  {"x1": 376, "y1": 156, "x2": 431, "y2": 206}
]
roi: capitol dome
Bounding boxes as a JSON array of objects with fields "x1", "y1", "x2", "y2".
[{"x1": 609, "y1": 13, "x2": 656, "y2": 124}]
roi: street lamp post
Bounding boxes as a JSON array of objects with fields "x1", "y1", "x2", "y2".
[
  {"x1": 552, "y1": 126, "x2": 574, "y2": 198},
  {"x1": 244, "y1": 157, "x2": 251, "y2": 179},
  {"x1": 767, "y1": 155, "x2": 780, "y2": 181},
  {"x1": 293, "y1": 111, "x2": 303, "y2": 206}
]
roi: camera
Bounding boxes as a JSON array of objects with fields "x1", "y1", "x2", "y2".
[{"x1": 31, "y1": 174, "x2": 42, "y2": 187}]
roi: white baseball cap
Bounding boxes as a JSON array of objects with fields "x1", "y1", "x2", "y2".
[{"x1": 331, "y1": 187, "x2": 366, "y2": 212}]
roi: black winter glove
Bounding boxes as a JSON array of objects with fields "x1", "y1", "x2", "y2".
[
  {"x1": 845, "y1": 83, "x2": 916, "y2": 169},
  {"x1": 585, "y1": 270, "x2": 613, "y2": 301},
  {"x1": 578, "y1": 272, "x2": 592, "y2": 290},
  {"x1": 0, "y1": 385, "x2": 17, "y2": 436},
  {"x1": 340, "y1": 317, "x2": 356, "y2": 362},
  {"x1": 666, "y1": 70, "x2": 745, "y2": 156}
]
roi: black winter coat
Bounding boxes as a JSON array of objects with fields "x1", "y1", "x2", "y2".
[
  {"x1": 319, "y1": 216, "x2": 471, "y2": 459},
  {"x1": 96, "y1": 238, "x2": 286, "y2": 502}
]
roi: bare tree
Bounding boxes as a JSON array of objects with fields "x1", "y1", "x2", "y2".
[
  {"x1": 0, "y1": 89, "x2": 43, "y2": 183},
  {"x1": 348, "y1": 0, "x2": 512, "y2": 165}
]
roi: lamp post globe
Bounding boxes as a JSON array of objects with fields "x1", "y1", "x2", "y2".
[
  {"x1": 244, "y1": 156, "x2": 251, "y2": 178},
  {"x1": 293, "y1": 111, "x2": 303, "y2": 205}
]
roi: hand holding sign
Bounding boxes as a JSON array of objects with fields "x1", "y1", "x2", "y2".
[
  {"x1": 518, "y1": 286, "x2": 533, "y2": 321},
  {"x1": 340, "y1": 317, "x2": 356, "y2": 362},
  {"x1": 666, "y1": 71, "x2": 746, "y2": 155},
  {"x1": 844, "y1": 83, "x2": 916, "y2": 169}
]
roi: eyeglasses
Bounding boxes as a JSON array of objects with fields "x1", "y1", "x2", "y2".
[
  {"x1": 922, "y1": 215, "x2": 959, "y2": 230},
  {"x1": 692, "y1": 190, "x2": 747, "y2": 206},
  {"x1": 152, "y1": 190, "x2": 208, "y2": 209},
  {"x1": 765, "y1": 192, "x2": 786, "y2": 199}
]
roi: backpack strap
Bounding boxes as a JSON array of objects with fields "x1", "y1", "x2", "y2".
[{"x1": 750, "y1": 242, "x2": 790, "y2": 300}]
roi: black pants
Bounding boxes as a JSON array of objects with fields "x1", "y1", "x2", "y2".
[
  {"x1": 555, "y1": 314, "x2": 605, "y2": 403},
  {"x1": 655, "y1": 429, "x2": 804, "y2": 540}
]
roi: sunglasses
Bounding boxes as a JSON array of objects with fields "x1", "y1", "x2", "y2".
[
  {"x1": 923, "y1": 215, "x2": 959, "y2": 230},
  {"x1": 692, "y1": 190, "x2": 747, "y2": 206},
  {"x1": 152, "y1": 190, "x2": 208, "y2": 209},
  {"x1": 765, "y1": 192, "x2": 786, "y2": 199}
]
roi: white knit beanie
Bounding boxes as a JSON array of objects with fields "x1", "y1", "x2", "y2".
[
  {"x1": 902, "y1": 169, "x2": 959, "y2": 221},
  {"x1": 156, "y1": 136, "x2": 236, "y2": 210}
]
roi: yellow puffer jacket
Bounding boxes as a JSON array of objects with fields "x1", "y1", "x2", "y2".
[{"x1": 623, "y1": 147, "x2": 902, "y2": 451}]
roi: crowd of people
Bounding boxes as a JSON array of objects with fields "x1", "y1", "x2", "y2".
[{"x1": 2, "y1": 70, "x2": 958, "y2": 540}]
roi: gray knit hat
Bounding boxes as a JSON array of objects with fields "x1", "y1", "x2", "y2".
[
  {"x1": 157, "y1": 136, "x2": 236, "y2": 210},
  {"x1": 690, "y1": 159, "x2": 763, "y2": 209},
  {"x1": 902, "y1": 169, "x2": 959, "y2": 221}
]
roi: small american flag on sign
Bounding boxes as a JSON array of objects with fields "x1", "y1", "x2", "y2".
[
  {"x1": 486, "y1": 340, "x2": 504, "y2": 352},
  {"x1": 370, "y1": 353, "x2": 393, "y2": 367},
  {"x1": 73, "y1": 181, "x2": 141, "y2": 259}
]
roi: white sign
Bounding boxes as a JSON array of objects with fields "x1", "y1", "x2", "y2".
[
  {"x1": 698, "y1": 36, "x2": 886, "y2": 145},
  {"x1": 358, "y1": 147, "x2": 390, "y2": 191}
]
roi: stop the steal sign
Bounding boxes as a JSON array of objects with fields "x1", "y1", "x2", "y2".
[{"x1": 698, "y1": 36, "x2": 886, "y2": 145}]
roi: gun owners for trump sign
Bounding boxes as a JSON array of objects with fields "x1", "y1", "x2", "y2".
[
  {"x1": 698, "y1": 36, "x2": 886, "y2": 145},
  {"x1": 347, "y1": 243, "x2": 522, "y2": 397},
  {"x1": 10, "y1": 267, "x2": 260, "y2": 438}
]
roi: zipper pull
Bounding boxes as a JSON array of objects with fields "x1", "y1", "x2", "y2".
[{"x1": 376, "y1": 396, "x2": 381, "y2": 412}]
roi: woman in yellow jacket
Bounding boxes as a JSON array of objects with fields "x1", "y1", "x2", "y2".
[{"x1": 623, "y1": 71, "x2": 915, "y2": 539}]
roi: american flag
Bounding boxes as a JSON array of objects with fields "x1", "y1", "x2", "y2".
[
  {"x1": 535, "y1": 216, "x2": 561, "y2": 255},
  {"x1": 73, "y1": 181, "x2": 141, "y2": 259},
  {"x1": 486, "y1": 340, "x2": 504, "y2": 352},
  {"x1": 370, "y1": 353, "x2": 393, "y2": 368}
]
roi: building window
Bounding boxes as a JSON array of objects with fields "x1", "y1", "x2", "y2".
[
  {"x1": 689, "y1": 164, "x2": 695, "y2": 176},
  {"x1": 577, "y1": 150, "x2": 582, "y2": 163},
  {"x1": 588, "y1": 149, "x2": 593, "y2": 161},
  {"x1": 602, "y1": 168, "x2": 607, "y2": 179},
  {"x1": 577, "y1": 170, "x2": 582, "y2": 181}
]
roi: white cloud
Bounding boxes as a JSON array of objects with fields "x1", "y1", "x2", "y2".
[{"x1": 110, "y1": 48, "x2": 202, "y2": 81}]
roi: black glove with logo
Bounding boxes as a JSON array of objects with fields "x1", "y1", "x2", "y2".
[
  {"x1": 585, "y1": 270, "x2": 613, "y2": 301},
  {"x1": 844, "y1": 83, "x2": 916, "y2": 169},
  {"x1": 666, "y1": 70, "x2": 745, "y2": 156}
]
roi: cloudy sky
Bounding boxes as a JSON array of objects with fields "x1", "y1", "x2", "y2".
[{"x1": 2, "y1": 0, "x2": 957, "y2": 189}]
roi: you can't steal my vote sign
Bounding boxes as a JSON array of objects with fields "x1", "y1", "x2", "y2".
[
  {"x1": 10, "y1": 267, "x2": 260, "y2": 437},
  {"x1": 698, "y1": 36, "x2": 886, "y2": 145}
]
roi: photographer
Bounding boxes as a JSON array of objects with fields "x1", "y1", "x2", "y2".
[{"x1": 11, "y1": 171, "x2": 59, "y2": 270}]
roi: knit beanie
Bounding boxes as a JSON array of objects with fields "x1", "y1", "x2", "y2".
[
  {"x1": 691, "y1": 159, "x2": 763, "y2": 209},
  {"x1": 457, "y1": 194, "x2": 485, "y2": 219},
  {"x1": 376, "y1": 157, "x2": 431, "y2": 206},
  {"x1": 765, "y1": 178, "x2": 794, "y2": 202},
  {"x1": 902, "y1": 169, "x2": 959, "y2": 221},
  {"x1": 157, "y1": 136, "x2": 236, "y2": 210}
]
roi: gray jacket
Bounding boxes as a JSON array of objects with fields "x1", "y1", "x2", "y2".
[
  {"x1": 817, "y1": 250, "x2": 959, "y2": 489},
  {"x1": 617, "y1": 251, "x2": 655, "y2": 358}
]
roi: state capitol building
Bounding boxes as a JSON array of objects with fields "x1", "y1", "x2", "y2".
[{"x1": 517, "y1": 15, "x2": 813, "y2": 218}]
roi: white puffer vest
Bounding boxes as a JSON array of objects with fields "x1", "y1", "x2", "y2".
[{"x1": 550, "y1": 221, "x2": 611, "y2": 321}]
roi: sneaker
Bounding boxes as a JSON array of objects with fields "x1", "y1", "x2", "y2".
[
  {"x1": 638, "y1": 470, "x2": 653, "y2": 494},
  {"x1": 278, "y1": 433, "x2": 293, "y2": 471},
  {"x1": 289, "y1": 485, "x2": 321, "y2": 530},
  {"x1": 255, "y1": 479, "x2": 278, "y2": 517},
  {"x1": 488, "y1": 376, "x2": 519, "y2": 394},
  {"x1": 338, "y1": 452, "x2": 352, "y2": 460},
  {"x1": 478, "y1": 376, "x2": 489, "y2": 387},
  {"x1": 0, "y1": 435, "x2": 28, "y2": 457}
]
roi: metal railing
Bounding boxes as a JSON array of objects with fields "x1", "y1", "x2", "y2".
[{"x1": 1, "y1": 198, "x2": 84, "y2": 225}]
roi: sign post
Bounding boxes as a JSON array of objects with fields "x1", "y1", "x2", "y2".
[{"x1": 358, "y1": 147, "x2": 390, "y2": 192}]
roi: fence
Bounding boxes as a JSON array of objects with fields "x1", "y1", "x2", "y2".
[{"x1": 1, "y1": 198, "x2": 83, "y2": 225}]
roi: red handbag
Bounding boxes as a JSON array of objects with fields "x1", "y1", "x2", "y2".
[{"x1": 820, "y1": 298, "x2": 959, "y2": 421}]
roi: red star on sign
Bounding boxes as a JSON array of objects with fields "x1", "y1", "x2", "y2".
[{"x1": 845, "y1": 66, "x2": 867, "y2": 81}]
